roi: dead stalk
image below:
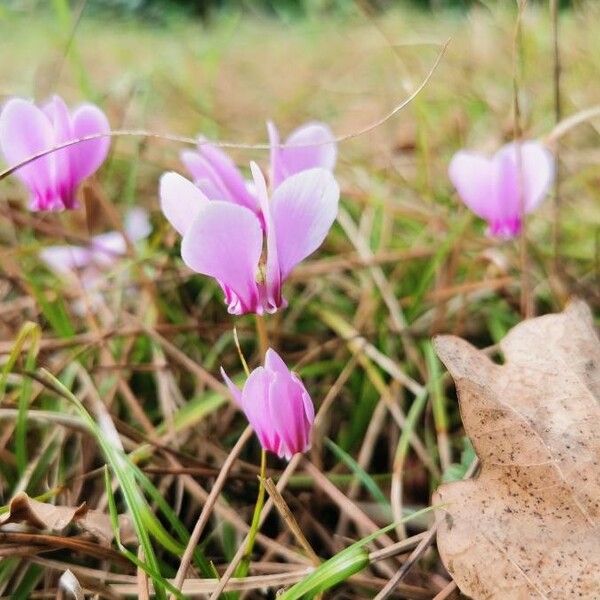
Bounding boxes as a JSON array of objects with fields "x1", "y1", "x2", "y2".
[{"x1": 169, "y1": 426, "x2": 253, "y2": 599}]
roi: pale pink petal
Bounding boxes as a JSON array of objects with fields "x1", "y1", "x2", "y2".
[
  {"x1": 267, "y1": 121, "x2": 283, "y2": 189},
  {"x1": 448, "y1": 151, "x2": 497, "y2": 221},
  {"x1": 70, "y1": 103, "x2": 110, "y2": 183},
  {"x1": 124, "y1": 207, "x2": 151, "y2": 242},
  {"x1": 270, "y1": 121, "x2": 337, "y2": 188},
  {"x1": 241, "y1": 367, "x2": 277, "y2": 452},
  {"x1": 493, "y1": 146, "x2": 521, "y2": 223},
  {"x1": 264, "y1": 348, "x2": 289, "y2": 377},
  {"x1": 90, "y1": 231, "x2": 127, "y2": 267},
  {"x1": 43, "y1": 96, "x2": 74, "y2": 202},
  {"x1": 180, "y1": 201, "x2": 262, "y2": 314},
  {"x1": 268, "y1": 372, "x2": 313, "y2": 459},
  {"x1": 181, "y1": 150, "x2": 229, "y2": 200},
  {"x1": 522, "y1": 142, "x2": 554, "y2": 212},
  {"x1": 270, "y1": 168, "x2": 339, "y2": 280},
  {"x1": 250, "y1": 162, "x2": 281, "y2": 310},
  {"x1": 182, "y1": 140, "x2": 258, "y2": 213},
  {"x1": 500, "y1": 141, "x2": 554, "y2": 213},
  {"x1": 0, "y1": 98, "x2": 56, "y2": 208},
  {"x1": 220, "y1": 367, "x2": 243, "y2": 407},
  {"x1": 40, "y1": 245, "x2": 92, "y2": 275},
  {"x1": 159, "y1": 172, "x2": 209, "y2": 236},
  {"x1": 295, "y1": 374, "x2": 315, "y2": 427}
]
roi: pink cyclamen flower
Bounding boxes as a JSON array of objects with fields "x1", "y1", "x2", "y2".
[
  {"x1": 180, "y1": 121, "x2": 336, "y2": 219},
  {"x1": 160, "y1": 162, "x2": 339, "y2": 315},
  {"x1": 448, "y1": 141, "x2": 554, "y2": 238},
  {"x1": 221, "y1": 348, "x2": 314, "y2": 460},
  {"x1": 267, "y1": 121, "x2": 337, "y2": 188},
  {"x1": 0, "y1": 95, "x2": 110, "y2": 211},
  {"x1": 40, "y1": 207, "x2": 150, "y2": 294}
]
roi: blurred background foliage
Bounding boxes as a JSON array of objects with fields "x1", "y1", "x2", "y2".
[{"x1": 3, "y1": 0, "x2": 575, "y2": 21}]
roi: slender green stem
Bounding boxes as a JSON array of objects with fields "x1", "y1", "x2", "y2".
[
  {"x1": 235, "y1": 449, "x2": 267, "y2": 579},
  {"x1": 233, "y1": 327, "x2": 251, "y2": 377},
  {"x1": 550, "y1": 0, "x2": 562, "y2": 271},
  {"x1": 255, "y1": 315, "x2": 269, "y2": 359}
]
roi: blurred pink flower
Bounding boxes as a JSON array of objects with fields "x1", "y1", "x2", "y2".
[
  {"x1": 0, "y1": 95, "x2": 110, "y2": 211},
  {"x1": 160, "y1": 162, "x2": 339, "y2": 315},
  {"x1": 180, "y1": 121, "x2": 336, "y2": 222},
  {"x1": 39, "y1": 208, "x2": 150, "y2": 313},
  {"x1": 448, "y1": 141, "x2": 554, "y2": 238},
  {"x1": 267, "y1": 121, "x2": 337, "y2": 188},
  {"x1": 221, "y1": 348, "x2": 314, "y2": 460}
]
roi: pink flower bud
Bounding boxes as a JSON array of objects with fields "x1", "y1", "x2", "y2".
[{"x1": 221, "y1": 348, "x2": 315, "y2": 460}]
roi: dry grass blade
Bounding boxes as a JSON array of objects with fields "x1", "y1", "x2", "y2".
[
  {"x1": 170, "y1": 426, "x2": 253, "y2": 597},
  {"x1": 263, "y1": 477, "x2": 321, "y2": 566}
]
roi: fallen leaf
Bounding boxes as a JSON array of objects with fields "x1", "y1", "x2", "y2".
[
  {"x1": 0, "y1": 492, "x2": 134, "y2": 544},
  {"x1": 433, "y1": 300, "x2": 600, "y2": 599}
]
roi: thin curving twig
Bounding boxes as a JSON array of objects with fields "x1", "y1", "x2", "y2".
[{"x1": 0, "y1": 40, "x2": 449, "y2": 183}]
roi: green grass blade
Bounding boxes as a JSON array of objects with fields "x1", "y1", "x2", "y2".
[
  {"x1": 280, "y1": 508, "x2": 435, "y2": 600},
  {"x1": 0, "y1": 322, "x2": 40, "y2": 400},
  {"x1": 15, "y1": 327, "x2": 40, "y2": 474},
  {"x1": 39, "y1": 369, "x2": 168, "y2": 599},
  {"x1": 325, "y1": 438, "x2": 389, "y2": 507}
]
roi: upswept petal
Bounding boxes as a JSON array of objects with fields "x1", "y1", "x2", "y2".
[
  {"x1": 269, "y1": 121, "x2": 337, "y2": 188},
  {"x1": 264, "y1": 348, "x2": 289, "y2": 377},
  {"x1": 448, "y1": 151, "x2": 497, "y2": 221},
  {"x1": 181, "y1": 201, "x2": 262, "y2": 315},
  {"x1": 159, "y1": 172, "x2": 209, "y2": 236},
  {"x1": 43, "y1": 96, "x2": 74, "y2": 201},
  {"x1": 0, "y1": 98, "x2": 56, "y2": 204},
  {"x1": 521, "y1": 142, "x2": 554, "y2": 212},
  {"x1": 250, "y1": 162, "x2": 281, "y2": 310},
  {"x1": 497, "y1": 141, "x2": 554, "y2": 213},
  {"x1": 42, "y1": 96, "x2": 73, "y2": 144},
  {"x1": 90, "y1": 231, "x2": 127, "y2": 267},
  {"x1": 267, "y1": 121, "x2": 284, "y2": 189},
  {"x1": 268, "y1": 373, "x2": 312, "y2": 459},
  {"x1": 182, "y1": 140, "x2": 258, "y2": 213},
  {"x1": 241, "y1": 367, "x2": 278, "y2": 452},
  {"x1": 270, "y1": 167, "x2": 339, "y2": 280},
  {"x1": 220, "y1": 367, "x2": 243, "y2": 407},
  {"x1": 490, "y1": 146, "x2": 523, "y2": 237},
  {"x1": 181, "y1": 149, "x2": 231, "y2": 200},
  {"x1": 124, "y1": 207, "x2": 152, "y2": 243},
  {"x1": 296, "y1": 375, "x2": 315, "y2": 426},
  {"x1": 40, "y1": 245, "x2": 92, "y2": 275},
  {"x1": 70, "y1": 104, "x2": 110, "y2": 183}
]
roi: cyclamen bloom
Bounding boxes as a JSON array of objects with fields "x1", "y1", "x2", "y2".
[
  {"x1": 160, "y1": 162, "x2": 339, "y2": 315},
  {"x1": 448, "y1": 141, "x2": 554, "y2": 238},
  {"x1": 0, "y1": 95, "x2": 110, "y2": 211},
  {"x1": 180, "y1": 121, "x2": 336, "y2": 217},
  {"x1": 221, "y1": 348, "x2": 314, "y2": 460},
  {"x1": 40, "y1": 207, "x2": 151, "y2": 310}
]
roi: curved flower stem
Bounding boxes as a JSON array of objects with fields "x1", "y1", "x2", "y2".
[
  {"x1": 233, "y1": 327, "x2": 251, "y2": 377},
  {"x1": 235, "y1": 448, "x2": 267, "y2": 580},
  {"x1": 254, "y1": 315, "x2": 269, "y2": 359},
  {"x1": 550, "y1": 0, "x2": 562, "y2": 272}
]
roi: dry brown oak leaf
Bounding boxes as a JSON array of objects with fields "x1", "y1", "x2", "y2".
[
  {"x1": 433, "y1": 300, "x2": 600, "y2": 599},
  {"x1": 0, "y1": 492, "x2": 134, "y2": 544}
]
